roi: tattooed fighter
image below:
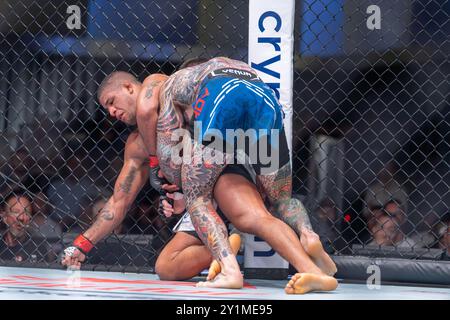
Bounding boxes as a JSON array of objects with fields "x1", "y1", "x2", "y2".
[
  {"x1": 95, "y1": 58, "x2": 338, "y2": 292},
  {"x1": 59, "y1": 128, "x2": 335, "y2": 294},
  {"x1": 59, "y1": 125, "x2": 241, "y2": 280}
]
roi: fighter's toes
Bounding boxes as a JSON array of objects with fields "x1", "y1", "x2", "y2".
[
  {"x1": 285, "y1": 286, "x2": 295, "y2": 294},
  {"x1": 285, "y1": 274, "x2": 300, "y2": 294},
  {"x1": 290, "y1": 273, "x2": 302, "y2": 284},
  {"x1": 285, "y1": 273, "x2": 338, "y2": 294}
]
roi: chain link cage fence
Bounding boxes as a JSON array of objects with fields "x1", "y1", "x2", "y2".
[{"x1": 0, "y1": 1, "x2": 449, "y2": 282}]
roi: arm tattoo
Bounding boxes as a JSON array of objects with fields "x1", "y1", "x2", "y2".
[
  {"x1": 182, "y1": 144, "x2": 226, "y2": 207},
  {"x1": 157, "y1": 131, "x2": 182, "y2": 187},
  {"x1": 99, "y1": 199, "x2": 114, "y2": 221},
  {"x1": 157, "y1": 83, "x2": 181, "y2": 131},
  {"x1": 119, "y1": 166, "x2": 137, "y2": 194},
  {"x1": 144, "y1": 80, "x2": 162, "y2": 99},
  {"x1": 155, "y1": 83, "x2": 184, "y2": 187}
]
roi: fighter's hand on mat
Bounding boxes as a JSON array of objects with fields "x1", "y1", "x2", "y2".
[{"x1": 61, "y1": 247, "x2": 86, "y2": 270}]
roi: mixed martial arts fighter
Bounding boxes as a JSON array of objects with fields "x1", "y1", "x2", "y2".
[{"x1": 65, "y1": 57, "x2": 337, "y2": 293}]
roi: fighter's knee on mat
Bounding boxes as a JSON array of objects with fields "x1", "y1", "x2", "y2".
[{"x1": 155, "y1": 255, "x2": 179, "y2": 281}]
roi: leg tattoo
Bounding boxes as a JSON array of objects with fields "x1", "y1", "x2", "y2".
[
  {"x1": 257, "y1": 163, "x2": 312, "y2": 235},
  {"x1": 257, "y1": 163, "x2": 338, "y2": 277},
  {"x1": 189, "y1": 196, "x2": 231, "y2": 261},
  {"x1": 182, "y1": 143, "x2": 231, "y2": 262}
]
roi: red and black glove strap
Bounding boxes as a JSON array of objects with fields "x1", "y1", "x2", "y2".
[{"x1": 73, "y1": 234, "x2": 94, "y2": 255}]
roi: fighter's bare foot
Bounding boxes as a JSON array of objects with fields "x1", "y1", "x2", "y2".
[
  {"x1": 207, "y1": 234, "x2": 241, "y2": 281},
  {"x1": 300, "y1": 229, "x2": 337, "y2": 276},
  {"x1": 197, "y1": 271, "x2": 243, "y2": 289},
  {"x1": 285, "y1": 273, "x2": 338, "y2": 294}
]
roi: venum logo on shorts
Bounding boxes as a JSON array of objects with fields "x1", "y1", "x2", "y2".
[{"x1": 209, "y1": 68, "x2": 260, "y2": 81}]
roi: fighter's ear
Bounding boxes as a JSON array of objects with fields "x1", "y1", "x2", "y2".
[{"x1": 124, "y1": 81, "x2": 134, "y2": 95}]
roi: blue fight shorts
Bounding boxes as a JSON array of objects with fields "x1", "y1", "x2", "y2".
[{"x1": 190, "y1": 68, "x2": 290, "y2": 174}]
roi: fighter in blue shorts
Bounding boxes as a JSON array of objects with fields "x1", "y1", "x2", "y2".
[
  {"x1": 190, "y1": 67, "x2": 290, "y2": 174},
  {"x1": 97, "y1": 57, "x2": 338, "y2": 292},
  {"x1": 137, "y1": 57, "x2": 330, "y2": 290}
]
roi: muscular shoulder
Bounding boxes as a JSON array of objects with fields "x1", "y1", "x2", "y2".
[
  {"x1": 137, "y1": 74, "x2": 169, "y2": 111},
  {"x1": 209, "y1": 56, "x2": 253, "y2": 71},
  {"x1": 124, "y1": 131, "x2": 148, "y2": 162},
  {"x1": 142, "y1": 73, "x2": 168, "y2": 86}
]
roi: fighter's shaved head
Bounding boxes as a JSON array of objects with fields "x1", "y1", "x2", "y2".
[{"x1": 97, "y1": 71, "x2": 139, "y2": 101}]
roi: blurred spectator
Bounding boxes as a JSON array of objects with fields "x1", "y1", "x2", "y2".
[
  {"x1": 5, "y1": 148, "x2": 34, "y2": 183},
  {"x1": 126, "y1": 194, "x2": 172, "y2": 245},
  {"x1": 30, "y1": 192, "x2": 63, "y2": 256},
  {"x1": 96, "y1": 154, "x2": 123, "y2": 189},
  {"x1": 363, "y1": 181, "x2": 418, "y2": 248},
  {"x1": 127, "y1": 200, "x2": 161, "y2": 235},
  {"x1": 407, "y1": 210, "x2": 439, "y2": 248},
  {"x1": 30, "y1": 192, "x2": 62, "y2": 238},
  {"x1": 0, "y1": 147, "x2": 51, "y2": 195},
  {"x1": 314, "y1": 198, "x2": 338, "y2": 252},
  {"x1": 432, "y1": 212, "x2": 450, "y2": 255},
  {"x1": 311, "y1": 197, "x2": 349, "y2": 253},
  {"x1": 0, "y1": 148, "x2": 34, "y2": 193},
  {"x1": 0, "y1": 190, "x2": 56, "y2": 263},
  {"x1": 367, "y1": 210, "x2": 414, "y2": 248},
  {"x1": 77, "y1": 196, "x2": 125, "y2": 235},
  {"x1": 46, "y1": 151, "x2": 107, "y2": 232},
  {"x1": 364, "y1": 180, "x2": 407, "y2": 227}
]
